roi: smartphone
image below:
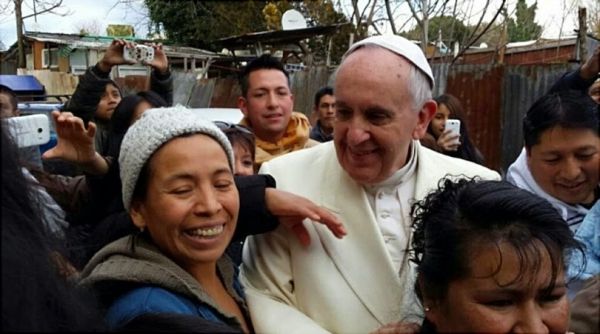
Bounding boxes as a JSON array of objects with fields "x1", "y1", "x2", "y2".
[
  {"x1": 444, "y1": 119, "x2": 460, "y2": 143},
  {"x1": 4, "y1": 114, "x2": 51, "y2": 148},
  {"x1": 123, "y1": 44, "x2": 155, "y2": 63},
  {"x1": 445, "y1": 119, "x2": 461, "y2": 144}
]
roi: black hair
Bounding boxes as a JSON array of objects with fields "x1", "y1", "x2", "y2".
[
  {"x1": 410, "y1": 178, "x2": 584, "y2": 330},
  {"x1": 523, "y1": 90, "x2": 599, "y2": 149},
  {"x1": 430, "y1": 94, "x2": 484, "y2": 165},
  {"x1": 108, "y1": 90, "x2": 169, "y2": 158},
  {"x1": 117, "y1": 312, "x2": 242, "y2": 333},
  {"x1": 314, "y1": 86, "x2": 334, "y2": 108},
  {"x1": 111, "y1": 91, "x2": 168, "y2": 136},
  {"x1": 239, "y1": 54, "x2": 290, "y2": 97},
  {"x1": 215, "y1": 122, "x2": 256, "y2": 173},
  {"x1": 0, "y1": 84, "x2": 18, "y2": 112},
  {"x1": 1, "y1": 121, "x2": 106, "y2": 331}
]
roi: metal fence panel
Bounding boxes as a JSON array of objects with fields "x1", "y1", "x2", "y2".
[
  {"x1": 432, "y1": 63, "x2": 578, "y2": 173},
  {"x1": 500, "y1": 64, "x2": 577, "y2": 170}
]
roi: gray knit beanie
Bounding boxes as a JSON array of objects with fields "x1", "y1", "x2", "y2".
[{"x1": 119, "y1": 105, "x2": 234, "y2": 211}]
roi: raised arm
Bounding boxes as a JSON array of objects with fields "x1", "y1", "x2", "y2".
[
  {"x1": 144, "y1": 43, "x2": 173, "y2": 106},
  {"x1": 550, "y1": 45, "x2": 600, "y2": 94},
  {"x1": 63, "y1": 39, "x2": 136, "y2": 124}
]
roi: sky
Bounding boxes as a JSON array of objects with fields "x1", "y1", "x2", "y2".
[{"x1": 0, "y1": 0, "x2": 584, "y2": 50}]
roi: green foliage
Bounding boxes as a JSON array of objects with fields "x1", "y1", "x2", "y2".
[
  {"x1": 402, "y1": 16, "x2": 469, "y2": 45},
  {"x1": 145, "y1": 0, "x2": 352, "y2": 64},
  {"x1": 507, "y1": 0, "x2": 542, "y2": 42},
  {"x1": 145, "y1": 0, "x2": 268, "y2": 50}
]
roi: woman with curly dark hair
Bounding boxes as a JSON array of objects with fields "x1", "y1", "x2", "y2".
[{"x1": 410, "y1": 178, "x2": 584, "y2": 333}]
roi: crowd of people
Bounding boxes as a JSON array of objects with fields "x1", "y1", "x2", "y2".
[{"x1": 1, "y1": 34, "x2": 598, "y2": 333}]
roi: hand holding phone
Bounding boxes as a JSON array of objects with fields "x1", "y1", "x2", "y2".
[
  {"x1": 439, "y1": 119, "x2": 461, "y2": 151},
  {"x1": 445, "y1": 119, "x2": 461, "y2": 137},
  {"x1": 4, "y1": 114, "x2": 51, "y2": 148}
]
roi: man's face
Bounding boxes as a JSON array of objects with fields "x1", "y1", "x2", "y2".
[
  {"x1": 333, "y1": 47, "x2": 435, "y2": 185},
  {"x1": 96, "y1": 84, "x2": 121, "y2": 121},
  {"x1": 238, "y1": 69, "x2": 293, "y2": 142},
  {"x1": 316, "y1": 94, "x2": 336, "y2": 131},
  {"x1": 527, "y1": 126, "x2": 600, "y2": 205}
]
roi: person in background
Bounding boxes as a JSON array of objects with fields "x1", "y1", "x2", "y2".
[
  {"x1": 309, "y1": 86, "x2": 336, "y2": 142},
  {"x1": 215, "y1": 121, "x2": 256, "y2": 176},
  {"x1": 0, "y1": 84, "x2": 70, "y2": 240},
  {"x1": 237, "y1": 54, "x2": 318, "y2": 169},
  {"x1": 62, "y1": 39, "x2": 172, "y2": 157},
  {"x1": 0, "y1": 84, "x2": 43, "y2": 169},
  {"x1": 507, "y1": 90, "x2": 599, "y2": 232},
  {"x1": 1, "y1": 120, "x2": 106, "y2": 331},
  {"x1": 420, "y1": 93, "x2": 484, "y2": 165},
  {"x1": 410, "y1": 178, "x2": 583, "y2": 333},
  {"x1": 240, "y1": 35, "x2": 500, "y2": 334},
  {"x1": 215, "y1": 120, "x2": 258, "y2": 266}
]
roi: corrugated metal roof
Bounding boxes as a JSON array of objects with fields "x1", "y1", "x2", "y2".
[{"x1": 21, "y1": 31, "x2": 217, "y2": 59}]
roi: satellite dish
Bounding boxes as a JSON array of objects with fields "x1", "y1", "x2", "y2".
[{"x1": 281, "y1": 9, "x2": 307, "y2": 30}]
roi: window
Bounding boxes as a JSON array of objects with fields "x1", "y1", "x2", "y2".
[{"x1": 41, "y1": 48, "x2": 59, "y2": 68}]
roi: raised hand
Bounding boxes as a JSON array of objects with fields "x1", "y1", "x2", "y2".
[
  {"x1": 580, "y1": 45, "x2": 600, "y2": 80},
  {"x1": 436, "y1": 129, "x2": 461, "y2": 152},
  {"x1": 98, "y1": 39, "x2": 136, "y2": 72},
  {"x1": 143, "y1": 43, "x2": 169, "y2": 74},
  {"x1": 42, "y1": 111, "x2": 109, "y2": 175},
  {"x1": 265, "y1": 188, "x2": 347, "y2": 246}
]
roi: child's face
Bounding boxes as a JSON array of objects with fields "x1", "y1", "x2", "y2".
[{"x1": 232, "y1": 141, "x2": 254, "y2": 176}]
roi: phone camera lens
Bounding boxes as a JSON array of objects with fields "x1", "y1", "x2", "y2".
[{"x1": 37, "y1": 128, "x2": 43, "y2": 133}]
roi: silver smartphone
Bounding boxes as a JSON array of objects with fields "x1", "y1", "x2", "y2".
[
  {"x1": 445, "y1": 119, "x2": 461, "y2": 136},
  {"x1": 445, "y1": 119, "x2": 461, "y2": 144},
  {"x1": 4, "y1": 114, "x2": 51, "y2": 148}
]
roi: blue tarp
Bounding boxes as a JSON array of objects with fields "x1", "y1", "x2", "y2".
[{"x1": 0, "y1": 75, "x2": 45, "y2": 94}]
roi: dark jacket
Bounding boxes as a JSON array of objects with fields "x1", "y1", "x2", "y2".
[
  {"x1": 63, "y1": 64, "x2": 173, "y2": 156},
  {"x1": 309, "y1": 121, "x2": 334, "y2": 143}
]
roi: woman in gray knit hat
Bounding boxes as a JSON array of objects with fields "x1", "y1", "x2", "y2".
[{"x1": 79, "y1": 106, "x2": 250, "y2": 332}]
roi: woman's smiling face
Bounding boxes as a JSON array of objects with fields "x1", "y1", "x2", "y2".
[{"x1": 130, "y1": 134, "x2": 239, "y2": 270}]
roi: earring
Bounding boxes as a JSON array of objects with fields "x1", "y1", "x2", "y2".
[
  {"x1": 424, "y1": 306, "x2": 431, "y2": 312},
  {"x1": 139, "y1": 226, "x2": 145, "y2": 233}
]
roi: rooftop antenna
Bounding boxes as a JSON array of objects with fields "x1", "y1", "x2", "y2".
[{"x1": 281, "y1": 9, "x2": 307, "y2": 30}]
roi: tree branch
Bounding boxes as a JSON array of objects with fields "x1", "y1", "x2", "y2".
[
  {"x1": 451, "y1": 0, "x2": 505, "y2": 66},
  {"x1": 406, "y1": 0, "x2": 422, "y2": 26},
  {"x1": 21, "y1": 0, "x2": 67, "y2": 19},
  {"x1": 384, "y1": 0, "x2": 397, "y2": 34}
]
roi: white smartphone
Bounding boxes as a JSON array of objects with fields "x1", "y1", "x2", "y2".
[
  {"x1": 445, "y1": 119, "x2": 461, "y2": 144},
  {"x1": 4, "y1": 114, "x2": 51, "y2": 148}
]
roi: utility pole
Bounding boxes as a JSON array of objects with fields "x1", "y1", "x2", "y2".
[
  {"x1": 497, "y1": 6, "x2": 508, "y2": 65},
  {"x1": 578, "y1": 7, "x2": 587, "y2": 62},
  {"x1": 15, "y1": 0, "x2": 26, "y2": 69}
]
